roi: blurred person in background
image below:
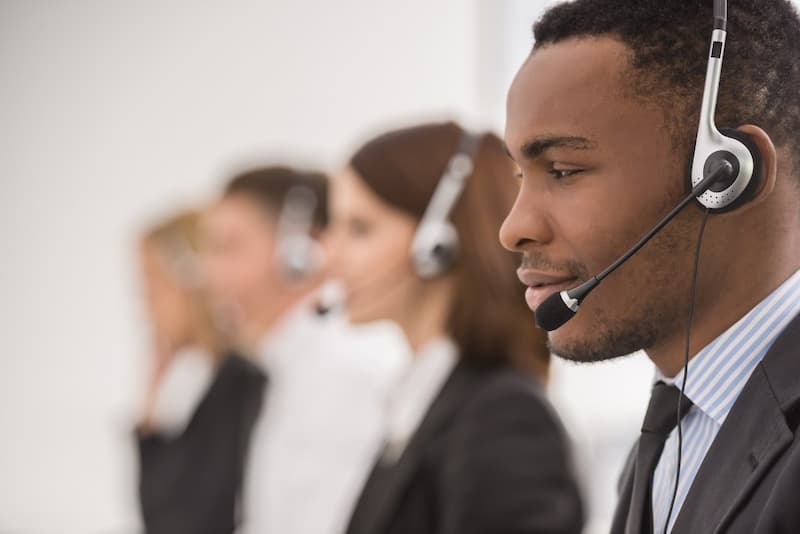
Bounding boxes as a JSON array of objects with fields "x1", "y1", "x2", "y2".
[
  {"x1": 136, "y1": 208, "x2": 267, "y2": 534},
  {"x1": 136, "y1": 167, "x2": 404, "y2": 534},
  {"x1": 328, "y1": 121, "x2": 584, "y2": 534},
  {"x1": 204, "y1": 167, "x2": 329, "y2": 350},
  {"x1": 205, "y1": 167, "x2": 405, "y2": 534}
]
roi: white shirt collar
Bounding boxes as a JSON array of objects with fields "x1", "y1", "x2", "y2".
[
  {"x1": 655, "y1": 269, "x2": 800, "y2": 426},
  {"x1": 382, "y1": 337, "x2": 458, "y2": 463}
]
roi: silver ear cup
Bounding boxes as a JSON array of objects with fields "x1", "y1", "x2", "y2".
[
  {"x1": 411, "y1": 220, "x2": 459, "y2": 279},
  {"x1": 692, "y1": 135, "x2": 756, "y2": 210},
  {"x1": 410, "y1": 131, "x2": 482, "y2": 279},
  {"x1": 277, "y1": 233, "x2": 323, "y2": 280},
  {"x1": 275, "y1": 185, "x2": 321, "y2": 281}
]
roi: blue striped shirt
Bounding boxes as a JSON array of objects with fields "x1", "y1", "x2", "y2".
[{"x1": 651, "y1": 269, "x2": 800, "y2": 533}]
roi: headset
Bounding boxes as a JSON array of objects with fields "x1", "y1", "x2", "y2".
[
  {"x1": 410, "y1": 130, "x2": 483, "y2": 278},
  {"x1": 274, "y1": 184, "x2": 324, "y2": 281},
  {"x1": 690, "y1": 0, "x2": 763, "y2": 212}
]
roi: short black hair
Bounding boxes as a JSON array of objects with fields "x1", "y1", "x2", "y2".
[
  {"x1": 223, "y1": 166, "x2": 329, "y2": 229},
  {"x1": 533, "y1": 0, "x2": 800, "y2": 174}
]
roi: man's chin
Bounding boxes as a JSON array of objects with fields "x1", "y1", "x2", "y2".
[
  {"x1": 548, "y1": 337, "x2": 623, "y2": 364},
  {"x1": 546, "y1": 319, "x2": 654, "y2": 364}
]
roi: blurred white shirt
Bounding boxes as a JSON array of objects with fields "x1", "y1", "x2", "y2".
[
  {"x1": 144, "y1": 346, "x2": 215, "y2": 437},
  {"x1": 240, "y1": 304, "x2": 409, "y2": 534}
]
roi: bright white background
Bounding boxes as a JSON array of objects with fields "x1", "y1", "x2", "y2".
[{"x1": 6, "y1": 1, "x2": 789, "y2": 533}]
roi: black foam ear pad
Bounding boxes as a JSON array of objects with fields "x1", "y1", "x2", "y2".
[{"x1": 716, "y1": 127, "x2": 764, "y2": 211}]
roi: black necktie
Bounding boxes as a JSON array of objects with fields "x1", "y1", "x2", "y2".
[{"x1": 625, "y1": 382, "x2": 694, "y2": 534}]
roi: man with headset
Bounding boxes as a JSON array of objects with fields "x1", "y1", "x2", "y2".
[{"x1": 500, "y1": 0, "x2": 800, "y2": 533}]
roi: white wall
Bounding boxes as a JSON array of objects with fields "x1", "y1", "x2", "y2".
[{"x1": 0, "y1": 2, "x2": 479, "y2": 532}]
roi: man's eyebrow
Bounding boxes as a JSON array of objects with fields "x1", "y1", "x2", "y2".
[{"x1": 516, "y1": 136, "x2": 595, "y2": 160}]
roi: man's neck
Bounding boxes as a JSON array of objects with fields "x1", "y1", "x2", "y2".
[{"x1": 648, "y1": 264, "x2": 799, "y2": 378}]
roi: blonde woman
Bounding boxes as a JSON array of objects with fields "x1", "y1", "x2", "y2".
[{"x1": 136, "y1": 208, "x2": 266, "y2": 534}]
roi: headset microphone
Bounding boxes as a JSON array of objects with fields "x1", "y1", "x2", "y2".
[{"x1": 535, "y1": 159, "x2": 733, "y2": 331}]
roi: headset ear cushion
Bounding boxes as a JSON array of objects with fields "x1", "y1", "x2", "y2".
[{"x1": 718, "y1": 127, "x2": 764, "y2": 209}]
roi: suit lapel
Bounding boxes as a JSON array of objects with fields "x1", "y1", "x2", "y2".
[
  {"x1": 670, "y1": 367, "x2": 791, "y2": 533},
  {"x1": 353, "y1": 362, "x2": 479, "y2": 534},
  {"x1": 671, "y1": 313, "x2": 800, "y2": 534}
]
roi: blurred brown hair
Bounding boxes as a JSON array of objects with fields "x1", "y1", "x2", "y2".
[
  {"x1": 350, "y1": 121, "x2": 549, "y2": 379},
  {"x1": 142, "y1": 208, "x2": 227, "y2": 359},
  {"x1": 223, "y1": 166, "x2": 329, "y2": 232}
]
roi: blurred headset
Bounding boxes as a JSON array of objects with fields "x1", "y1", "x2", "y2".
[
  {"x1": 410, "y1": 130, "x2": 483, "y2": 278},
  {"x1": 274, "y1": 184, "x2": 324, "y2": 281}
]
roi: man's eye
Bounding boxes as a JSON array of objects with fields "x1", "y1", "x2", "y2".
[{"x1": 549, "y1": 168, "x2": 583, "y2": 179}]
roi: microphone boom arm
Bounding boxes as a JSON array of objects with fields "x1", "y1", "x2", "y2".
[{"x1": 535, "y1": 159, "x2": 734, "y2": 331}]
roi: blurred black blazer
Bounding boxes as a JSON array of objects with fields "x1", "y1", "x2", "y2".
[
  {"x1": 345, "y1": 360, "x2": 584, "y2": 534},
  {"x1": 137, "y1": 353, "x2": 266, "y2": 534}
]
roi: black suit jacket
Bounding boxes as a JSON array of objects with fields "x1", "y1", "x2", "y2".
[
  {"x1": 137, "y1": 353, "x2": 266, "y2": 534},
  {"x1": 611, "y1": 312, "x2": 800, "y2": 534},
  {"x1": 345, "y1": 361, "x2": 584, "y2": 534}
]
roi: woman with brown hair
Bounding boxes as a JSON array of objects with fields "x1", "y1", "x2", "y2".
[{"x1": 327, "y1": 121, "x2": 584, "y2": 534}]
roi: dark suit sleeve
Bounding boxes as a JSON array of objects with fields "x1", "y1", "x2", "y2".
[
  {"x1": 137, "y1": 355, "x2": 266, "y2": 534},
  {"x1": 438, "y1": 373, "x2": 584, "y2": 534}
]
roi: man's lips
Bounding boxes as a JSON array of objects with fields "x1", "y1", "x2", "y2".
[{"x1": 517, "y1": 270, "x2": 579, "y2": 312}]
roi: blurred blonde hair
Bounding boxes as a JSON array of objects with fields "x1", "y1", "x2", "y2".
[{"x1": 141, "y1": 208, "x2": 227, "y2": 360}]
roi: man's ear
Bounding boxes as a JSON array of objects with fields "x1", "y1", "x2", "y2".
[{"x1": 735, "y1": 124, "x2": 777, "y2": 207}]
